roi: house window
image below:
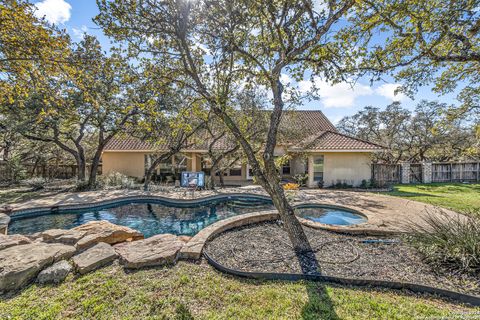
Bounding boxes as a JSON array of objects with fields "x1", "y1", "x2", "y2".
[
  {"x1": 313, "y1": 156, "x2": 324, "y2": 182},
  {"x1": 282, "y1": 161, "x2": 291, "y2": 175},
  {"x1": 229, "y1": 167, "x2": 242, "y2": 176}
]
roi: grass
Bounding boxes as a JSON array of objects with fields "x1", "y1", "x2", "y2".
[
  {"x1": 378, "y1": 183, "x2": 480, "y2": 214},
  {"x1": 0, "y1": 262, "x2": 477, "y2": 320}
]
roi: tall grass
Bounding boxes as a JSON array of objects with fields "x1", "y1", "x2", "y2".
[{"x1": 406, "y1": 209, "x2": 480, "y2": 274}]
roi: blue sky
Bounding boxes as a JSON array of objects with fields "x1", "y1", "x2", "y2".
[{"x1": 33, "y1": 0, "x2": 460, "y2": 124}]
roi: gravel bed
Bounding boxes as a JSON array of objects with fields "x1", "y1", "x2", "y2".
[{"x1": 205, "y1": 221, "x2": 479, "y2": 296}]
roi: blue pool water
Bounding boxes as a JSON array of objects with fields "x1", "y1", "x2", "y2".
[
  {"x1": 9, "y1": 197, "x2": 367, "y2": 237},
  {"x1": 295, "y1": 205, "x2": 367, "y2": 226}
]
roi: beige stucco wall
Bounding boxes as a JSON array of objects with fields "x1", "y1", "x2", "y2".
[
  {"x1": 102, "y1": 152, "x2": 145, "y2": 178},
  {"x1": 307, "y1": 152, "x2": 372, "y2": 187}
]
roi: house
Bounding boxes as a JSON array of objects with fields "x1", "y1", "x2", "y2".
[{"x1": 102, "y1": 111, "x2": 383, "y2": 187}]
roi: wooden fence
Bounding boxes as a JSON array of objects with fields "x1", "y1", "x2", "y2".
[
  {"x1": 432, "y1": 162, "x2": 480, "y2": 182},
  {"x1": 371, "y1": 164, "x2": 401, "y2": 186},
  {"x1": 0, "y1": 162, "x2": 102, "y2": 182},
  {"x1": 373, "y1": 161, "x2": 480, "y2": 185}
]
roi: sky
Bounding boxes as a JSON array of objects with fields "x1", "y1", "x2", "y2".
[{"x1": 33, "y1": 0, "x2": 460, "y2": 125}]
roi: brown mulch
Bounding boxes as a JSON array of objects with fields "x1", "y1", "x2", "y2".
[{"x1": 205, "y1": 221, "x2": 479, "y2": 296}]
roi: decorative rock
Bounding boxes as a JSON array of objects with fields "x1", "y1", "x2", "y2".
[
  {"x1": 37, "y1": 229, "x2": 87, "y2": 245},
  {"x1": 114, "y1": 234, "x2": 184, "y2": 269},
  {"x1": 178, "y1": 235, "x2": 192, "y2": 243},
  {"x1": 0, "y1": 213, "x2": 10, "y2": 235},
  {"x1": 73, "y1": 221, "x2": 143, "y2": 249},
  {"x1": 0, "y1": 234, "x2": 31, "y2": 251},
  {"x1": 37, "y1": 260, "x2": 72, "y2": 284},
  {"x1": 0, "y1": 243, "x2": 76, "y2": 292},
  {"x1": 72, "y1": 242, "x2": 117, "y2": 275}
]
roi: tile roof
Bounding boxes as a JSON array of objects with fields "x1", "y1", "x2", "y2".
[
  {"x1": 291, "y1": 131, "x2": 384, "y2": 151},
  {"x1": 104, "y1": 110, "x2": 380, "y2": 152}
]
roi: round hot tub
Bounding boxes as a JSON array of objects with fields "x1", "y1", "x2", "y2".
[{"x1": 295, "y1": 204, "x2": 367, "y2": 226}]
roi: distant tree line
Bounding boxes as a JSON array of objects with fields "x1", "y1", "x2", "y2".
[{"x1": 338, "y1": 100, "x2": 479, "y2": 164}]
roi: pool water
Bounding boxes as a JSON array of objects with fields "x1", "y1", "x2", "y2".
[
  {"x1": 9, "y1": 198, "x2": 368, "y2": 237},
  {"x1": 295, "y1": 205, "x2": 367, "y2": 226},
  {"x1": 9, "y1": 197, "x2": 274, "y2": 238}
]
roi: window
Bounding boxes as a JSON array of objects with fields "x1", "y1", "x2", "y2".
[
  {"x1": 313, "y1": 156, "x2": 324, "y2": 182},
  {"x1": 229, "y1": 167, "x2": 242, "y2": 176},
  {"x1": 282, "y1": 160, "x2": 291, "y2": 175}
]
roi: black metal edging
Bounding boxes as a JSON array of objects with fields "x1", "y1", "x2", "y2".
[{"x1": 203, "y1": 251, "x2": 480, "y2": 307}]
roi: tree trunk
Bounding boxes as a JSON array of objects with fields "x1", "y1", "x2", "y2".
[
  {"x1": 218, "y1": 170, "x2": 225, "y2": 188},
  {"x1": 87, "y1": 152, "x2": 101, "y2": 189},
  {"x1": 77, "y1": 155, "x2": 86, "y2": 181}
]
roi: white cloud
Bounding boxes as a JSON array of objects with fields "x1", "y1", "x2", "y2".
[
  {"x1": 35, "y1": 0, "x2": 72, "y2": 24},
  {"x1": 72, "y1": 25, "x2": 88, "y2": 39},
  {"x1": 299, "y1": 77, "x2": 373, "y2": 108},
  {"x1": 375, "y1": 83, "x2": 408, "y2": 102}
]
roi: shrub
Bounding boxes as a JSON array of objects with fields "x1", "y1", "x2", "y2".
[
  {"x1": 406, "y1": 209, "x2": 480, "y2": 274},
  {"x1": 360, "y1": 179, "x2": 368, "y2": 189},
  {"x1": 23, "y1": 177, "x2": 47, "y2": 191},
  {"x1": 75, "y1": 180, "x2": 91, "y2": 192},
  {"x1": 98, "y1": 172, "x2": 137, "y2": 190},
  {"x1": 293, "y1": 173, "x2": 308, "y2": 187}
]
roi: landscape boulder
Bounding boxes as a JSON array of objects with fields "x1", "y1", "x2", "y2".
[
  {"x1": 36, "y1": 260, "x2": 72, "y2": 285},
  {"x1": 36, "y1": 228, "x2": 87, "y2": 245},
  {"x1": 73, "y1": 221, "x2": 143, "y2": 249},
  {"x1": 72, "y1": 242, "x2": 117, "y2": 275},
  {"x1": 114, "y1": 234, "x2": 184, "y2": 269},
  {"x1": 0, "y1": 234, "x2": 31, "y2": 251},
  {"x1": 0, "y1": 243, "x2": 76, "y2": 292},
  {"x1": 0, "y1": 213, "x2": 10, "y2": 235}
]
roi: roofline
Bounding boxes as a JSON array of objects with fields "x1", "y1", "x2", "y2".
[
  {"x1": 288, "y1": 149, "x2": 383, "y2": 153},
  {"x1": 104, "y1": 148, "x2": 382, "y2": 153},
  {"x1": 103, "y1": 149, "x2": 210, "y2": 153}
]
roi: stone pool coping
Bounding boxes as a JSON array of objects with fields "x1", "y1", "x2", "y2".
[{"x1": 0, "y1": 213, "x2": 9, "y2": 235}]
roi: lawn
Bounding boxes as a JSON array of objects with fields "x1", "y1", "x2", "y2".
[
  {"x1": 0, "y1": 262, "x2": 476, "y2": 320},
  {"x1": 378, "y1": 183, "x2": 480, "y2": 214}
]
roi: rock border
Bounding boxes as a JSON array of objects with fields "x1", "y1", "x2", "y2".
[
  {"x1": 179, "y1": 210, "x2": 279, "y2": 260},
  {"x1": 9, "y1": 193, "x2": 400, "y2": 238},
  {"x1": 10, "y1": 193, "x2": 273, "y2": 217},
  {"x1": 0, "y1": 213, "x2": 10, "y2": 235},
  {"x1": 203, "y1": 250, "x2": 480, "y2": 307}
]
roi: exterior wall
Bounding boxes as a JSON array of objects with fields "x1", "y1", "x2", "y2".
[
  {"x1": 323, "y1": 152, "x2": 372, "y2": 187},
  {"x1": 308, "y1": 152, "x2": 372, "y2": 187},
  {"x1": 102, "y1": 152, "x2": 146, "y2": 178},
  {"x1": 290, "y1": 155, "x2": 307, "y2": 176}
]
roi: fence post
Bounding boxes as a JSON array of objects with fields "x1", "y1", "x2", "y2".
[
  {"x1": 422, "y1": 162, "x2": 432, "y2": 184},
  {"x1": 401, "y1": 163, "x2": 410, "y2": 184}
]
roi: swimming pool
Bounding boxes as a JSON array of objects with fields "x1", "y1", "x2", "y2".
[
  {"x1": 9, "y1": 196, "x2": 367, "y2": 237},
  {"x1": 295, "y1": 204, "x2": 368, "y2": 226}
]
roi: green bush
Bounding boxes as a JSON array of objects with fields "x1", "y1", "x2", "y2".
[
  {"x1": 406, "y1": 209, "x2": 480, "y2": 274},
  {"x1": 23, "y1": 177, "x2": 47, "y2": 191},
  {"x1": 97, "y1": 172, "x2": 137, "y2": 190},
  {"x1": 293, "y1": 173, "x2": 308, "y2": 187}
]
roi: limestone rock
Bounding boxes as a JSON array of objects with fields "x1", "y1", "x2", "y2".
[
  {"x1": 37, "y1": 260, "x2": 72, "y2": 284},
  {"x1": 0, "y1": 243, "x2": 76, "y2": 292},
  {"x1": 37, "y1": 229, "x2": 86, "y2": 245},
  {"x1": 0, "y1": 213, "x2": 10, "y2": 235},
  {"x1": 73, "y1": 221, "x2": 143, "y2": 249},
  {"x1": 72, "y1": 242, "x2": 117, "y2": 275},
  {"x1": 0, "y1": 234, "x2": 31, "y2": 251},
  {"x1": 114, "y1": 234, "x2": 184, "y2": 269},
  {"x1": 178, "y1": 235, "x2": 192, "y2": 243}
]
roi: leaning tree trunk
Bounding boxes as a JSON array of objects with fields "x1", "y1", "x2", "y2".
[
  {"x1": 76, "y1": 155, "x2": 86, "y2": 181},
  {"x1": 87, "y1": 150, "x2": 102, "y2": 189}
]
